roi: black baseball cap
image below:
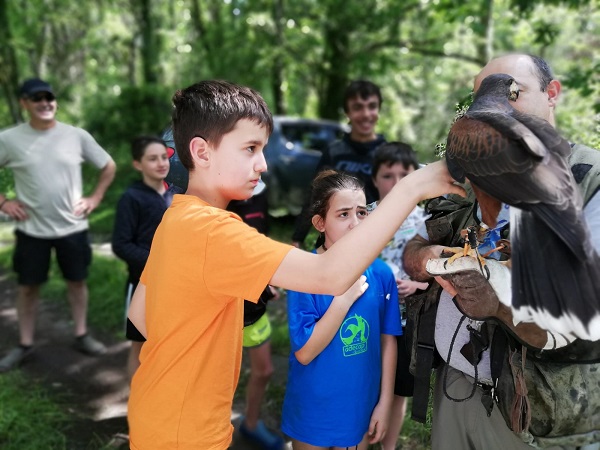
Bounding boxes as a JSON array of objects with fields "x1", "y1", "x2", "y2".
[{"x1": 19, "y1": 78, "x2": 54, "y2": 98}]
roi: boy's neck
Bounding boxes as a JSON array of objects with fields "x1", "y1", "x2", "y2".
[
  {"x1": 186, "y1": 178, "x2": 229, "y2": 209},
  {"x1": 143, "y1": 177, "x2": 167, "y2": 194},
  {"x1": 349, "y1": 130, "x2": 377, "y2": 143}
]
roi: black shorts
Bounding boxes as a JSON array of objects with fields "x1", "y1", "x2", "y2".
[
  {"x1": 13, "y1": 229, "x2": 92, "y2": 285},
  {"x1": 394, "y1": 333, "x2": 415, "y2": 397},
  {"x1": 126, "y1": 318, "x2": 146, "y2": 342},
  {"x1": 125, "y1": 281, "x2": 146, "y2": 342}
]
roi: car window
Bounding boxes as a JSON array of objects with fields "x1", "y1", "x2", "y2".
[{"x1": 280, "y1": 123, "x2": 343, "y2": 153}]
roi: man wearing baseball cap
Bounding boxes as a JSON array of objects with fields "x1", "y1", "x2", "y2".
[{"x1": 0, "y1": 78, "x2": 117, "y2": 371}]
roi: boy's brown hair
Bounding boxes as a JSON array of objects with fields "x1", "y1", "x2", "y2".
[
  {"x1": 343, "y1": 80, "x2": 382, "y2": 113},
  {"x1": 372, "y1": 141, "x2": 420, "y2": 176},
  {"x1": 171, "y1": 80, "x2": 274, "y2": 170},
  {"x1": 130, "y1": 135, "x2": 166, "y2": 162}
]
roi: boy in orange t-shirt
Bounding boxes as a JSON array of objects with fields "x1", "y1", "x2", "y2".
[{"x1": 127, "y1": 80, "x2": 463, "y2": 450}]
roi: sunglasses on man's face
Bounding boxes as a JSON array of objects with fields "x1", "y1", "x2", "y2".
[{"x1": 29, "y1": 93, "x2": 56, "y2": 103}]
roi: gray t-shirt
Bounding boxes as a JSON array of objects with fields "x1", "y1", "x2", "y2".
[{"x1": 0, "y1": 121, "x2": 111, "y2": 238}]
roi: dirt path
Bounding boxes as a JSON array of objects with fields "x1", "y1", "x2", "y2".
[{"x1": 0, "y1": 262, "x2": 290, "y2": 449}]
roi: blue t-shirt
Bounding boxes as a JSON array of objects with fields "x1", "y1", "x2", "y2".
[{"x1": 281, "y1": 257, "x2": 402, "y2": 447}]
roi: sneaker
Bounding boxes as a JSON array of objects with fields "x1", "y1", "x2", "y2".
[
  {"x1": 0, "y1": 346, "x2": 34, "y2": 372},
  {"x1": 73, "y1": 334, "x2": 107, "y2": 356},
  {"x1": 239, "y1": 417, "x2": 285, "y2": 450}
]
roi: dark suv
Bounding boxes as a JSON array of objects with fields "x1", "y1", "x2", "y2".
[{"x1": 162, "y1": 116, "x2": 348, "y2": 216}]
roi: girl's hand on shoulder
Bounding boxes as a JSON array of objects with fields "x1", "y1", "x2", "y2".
[
  {"x1": 268, "y1": 285, "x2": 280, "y2": 301},
  {"x1": 336, "y1": 275, "x2": 368, "y2": 307}
]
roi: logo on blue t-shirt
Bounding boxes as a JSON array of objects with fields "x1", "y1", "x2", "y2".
[{"x1": 339, "y1": 314, "x2": 369, "y2": 357}]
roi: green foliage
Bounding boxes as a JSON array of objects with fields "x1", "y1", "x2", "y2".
[
  {"x1": 0, "y1": 169, "x2": 15, "y2": 199},
  {"x1": 86, "y1": 254, "x2": 128, "y2": 335},
  {"x1": 0, "y1": 246, "x2": 12, "y2": 269},
  {"x1": 82, "y1": 84, "x2": 173, "y2": 150},
  {"x1": 0, "y1": 372, "x2": 67, "y2": 449},
  {"x1": 269, "y1": 295, "x2": 291, "y2": 356},
  {"x1": 399, "y1": 399, "x2": 433, "y2": 448},
  {"x1": 1, "y1": 0, "x2": 599, "y2": 164},
  {"x1": 434, "y1": 91, "x2": 474, "y2": 159}
]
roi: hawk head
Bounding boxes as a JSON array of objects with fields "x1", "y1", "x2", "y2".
[{"x1": 475, "y1": 73, "x2": 520, "y2": 103}]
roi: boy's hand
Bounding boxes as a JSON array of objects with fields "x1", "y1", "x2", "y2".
[
  {"x1": 405, "y1": 160, "x2": 466, "y2": 201},
  {"x1": 336, "y1": 275, "x2": 368, "y2": 307}
]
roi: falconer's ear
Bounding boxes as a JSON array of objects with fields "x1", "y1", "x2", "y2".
[
  {"x1": 311, "y1": 215, "x2": 325, "y2": 233},
  {"x1": 546, "y1": 79, "x2": 561, "y2": 108}
]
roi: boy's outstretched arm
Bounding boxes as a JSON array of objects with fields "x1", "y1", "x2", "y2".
[
  {"x1": 271, "y1": 161, "x2": 465, "y2": 296},
  {"x1": 294, "y1": 276, "x2": 368, "y2": 365},
  {"x1": 368, "y1": 334, "x2": 397, "y2": 444},
  {"x1": 128, "y1": 283, "x2": 147, "y2": 338}
]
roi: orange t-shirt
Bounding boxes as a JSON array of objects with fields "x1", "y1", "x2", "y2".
[{"x1": 128, "y1": 195, "x2": 292, "y2": 450}]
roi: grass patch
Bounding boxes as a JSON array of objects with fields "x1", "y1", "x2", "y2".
[
  {"x1": 0, "y1": 372, "x2": 68, "y2": 449},
  {"x1": 86, "y1": 255, "x2": 128, "y2": 335},
  {"x1": 0, "y1": 246, "x2": 12, "y2": 268},
  {"x1": 399, "y1": 398, "x2": 432, "y2": 449}
]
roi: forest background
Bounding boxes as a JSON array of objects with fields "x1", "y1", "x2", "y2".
[
  {"x1": 3, "y1": 0, "x2": 599, "y2": 232},
  {"x1": 1, "y1": 0, "x2": 599, "y2": 234},
  {"x1": 0, "y1": 1, "x2": 598, "y2": 448},
  {"x1": 1, "y1": 0, "x2": 598, "y2": 167}
]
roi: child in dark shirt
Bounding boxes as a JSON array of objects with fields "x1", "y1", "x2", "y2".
[
  {"x1": 228, "y1": 180, "x2": 285, "y2": 449},
  {"x1": 112, "y1": 135, "x2": 180, "y2": 381}
]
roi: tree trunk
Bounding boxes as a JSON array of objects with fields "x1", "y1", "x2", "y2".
[
  {"x1": 0, "y1": 0, "x2": 23, "y2": 123},
  {"x1": 140, "y1": 0, "x2": 160, "y2": 84},
  {"x1": 271, "y1": 0, "x2": 286, "y2": 115},
  {"x1": 318, "y1": 23, "x2": 349, "y2": 120},
  {"x1": 476, "y1": 0, "x2": 494, "y2": 63}
]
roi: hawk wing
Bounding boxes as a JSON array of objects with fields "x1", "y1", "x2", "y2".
[
  {"x1": 446, "y1": 105, "x2": 600, "y2": 341},
  {"x1": 446, "y1": 109, "x2": 588, "y2": 260}
]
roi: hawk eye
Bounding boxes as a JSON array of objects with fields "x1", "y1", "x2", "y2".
[{"x1": 509, "y1": 81, "x2": 519, "y2": 102}]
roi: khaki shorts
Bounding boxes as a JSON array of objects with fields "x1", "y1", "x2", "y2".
[{"x1": 243, "y1": 313, "x2": 272, "y2": 348}]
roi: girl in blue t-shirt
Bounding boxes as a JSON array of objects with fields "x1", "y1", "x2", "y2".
[{"x1": 281, "y1": 170, "x2": 402, "y2": 449}]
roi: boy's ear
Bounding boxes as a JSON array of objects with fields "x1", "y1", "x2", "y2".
[
  {"x1": 311, "y1": 215, "x2": 325, "y2": 233},
  {"x1": 132, "y1": 160, "x2": 143, "y2": 172},
  {"x1": 190, "y1": 136, "x2": 210, "y2": 167}
]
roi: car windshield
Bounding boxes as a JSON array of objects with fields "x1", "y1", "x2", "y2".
[{"x1": 280, "y1": 123, "x2": 342, "y2": 153}]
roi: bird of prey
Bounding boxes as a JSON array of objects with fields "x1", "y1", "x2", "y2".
[{"x1": 444, "y1": 72, "x2": 600, "y2": 342}]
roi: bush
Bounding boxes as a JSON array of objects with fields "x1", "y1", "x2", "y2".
[{"x1": 83, "y1": 84, "x2": 173, "y2": 151}]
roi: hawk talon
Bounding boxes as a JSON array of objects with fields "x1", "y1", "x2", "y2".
[
  {"x1": 481, "y1": 243, "x2": 506, "y2": 259},
  {"x1": 483, "y1": 263, "x2": 491, "y2": 280},
  {"x1": 443, "y1": 225, "x2": 488, "y2": 273}
]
